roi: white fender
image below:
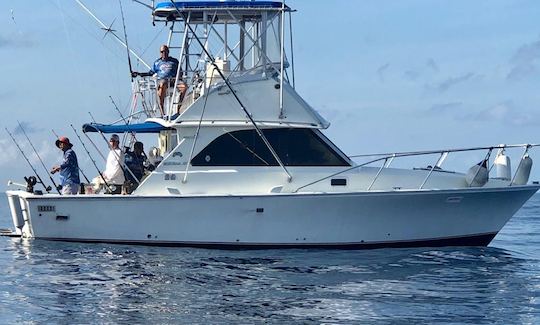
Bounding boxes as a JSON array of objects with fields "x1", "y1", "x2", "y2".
[
  {"x1": 513, "y1": 154, "x2": 533, "y2": 185},
  {"x1": 466, "y1": 159, "x2": 489, "y2": 187},
  {"x1": 494, "y1": 149, "x2": 511, "y2": 180}
]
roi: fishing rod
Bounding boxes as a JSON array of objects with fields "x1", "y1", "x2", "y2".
[
  {"x1": 5, "y1": 127, "x2": 52, "y2": 193},
  {"x1": 52, "y1": 129, "x2": 91, "y2": 184},
  {"x1": 108, "y1": 98, "x2": 151, "y2": 184},
  {"x1": 109, "y1": 95, "x2": 136, "y2": 147},
  {"x1": 16, "y1": 121, "x2": 61, "y2": 194},
  {"x1": 85, "y1": 112, "x2": 108, "y2": 161},
  {"x1": 110, "y1": 96, "x2": 130, "y2": 125},
  {"x1": 118, "y1": 0, "x2": 135, "y2": 82},
  {"x1": 70, "y1": 124, "x2": 113, "y2": 193}
]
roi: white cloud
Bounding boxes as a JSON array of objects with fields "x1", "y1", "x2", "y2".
[
  {"x1": 469, "y1": 101, "x2": 539, "y2": 126},
  {"x1": 0, "y1": 139, "x2": 19, "y2": 166},
  {"x1": 403, "y1": 70, "x2": 420, "y2": 81},
  {"x1": 427, "y1": 102, "x2": 463, "y2": 114},
  {"x1": 376, "y1": 63, "x2": 390, "y2": 82},
  {"x1": 0, "y1": 34, "x2": 34, "y2": 49},
  {"x1": 13, "y1": 121, "x2": 42, "y2": 136},
  {"x1": 507, "y1": 37, "x2": 540, "y2": 81},
  {"x1": 428, "y1": 73, "x2": 475, "y2": 93},
  {"x1": 403, "y1": 58, "x2": 439, "y2": 82},
  {"x1": 426, "y1": 58, "x2": 439, "y2": 73}
]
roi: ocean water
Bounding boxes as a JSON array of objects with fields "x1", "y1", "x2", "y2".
[{"x1": 0, "y1": 194, "x2": 539, "y2": 324}]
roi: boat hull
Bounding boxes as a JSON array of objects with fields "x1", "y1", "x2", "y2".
[{"x1": 7, "y1": 186, "x2": 538, "y2": 249}]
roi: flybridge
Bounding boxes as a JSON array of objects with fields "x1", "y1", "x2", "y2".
[{"x1": 128, "y1": 0, "x2": 300, "y2": 121}]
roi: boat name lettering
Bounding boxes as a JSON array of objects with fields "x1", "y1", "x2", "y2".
[{"x1": 38, "y1": 205, "x2": 56, "y2": 212}]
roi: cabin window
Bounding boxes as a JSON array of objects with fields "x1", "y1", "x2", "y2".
[{"x1": 191, "y1": 128, "x2": 350, "y2": 166}]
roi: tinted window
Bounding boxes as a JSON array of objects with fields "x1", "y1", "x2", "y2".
[
  {"x1": 191, "y1": 129, "x2": 278, "y2": 166},
  {"x1": 191, "y1": 128, "x2": 350, "y2": 167}
]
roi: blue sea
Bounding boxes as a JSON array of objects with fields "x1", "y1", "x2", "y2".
[{"x1": 1, "y1": 193, "x2": 539, "y2": 324}]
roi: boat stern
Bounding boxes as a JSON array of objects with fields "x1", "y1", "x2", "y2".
[{"x1": 5, "y1": 190, "x2": 38, "y2": 238}]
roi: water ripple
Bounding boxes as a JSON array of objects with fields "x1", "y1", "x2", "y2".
[{"x1": 1, "y1": 195, "x2": 540, "y2": 323}]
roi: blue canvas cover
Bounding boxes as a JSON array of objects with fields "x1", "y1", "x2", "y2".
[
  {"x1": 156, "y1": 1, "x2": 287, "y2": 10},
  {"x1": 154, "y1": 1, "x2": 290, "y2": 18},
  {"x1": 82, "y1": 122, "x2": 169, "y2": 134}
]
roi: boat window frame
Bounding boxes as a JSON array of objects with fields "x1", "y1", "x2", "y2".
[{"x1": 190, "y1": 127, "x2": 352, "y2": 167}]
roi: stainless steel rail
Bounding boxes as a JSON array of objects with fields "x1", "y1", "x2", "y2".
[{"x1": 294, "y1": 143, "x2": 540, "y2": 193}]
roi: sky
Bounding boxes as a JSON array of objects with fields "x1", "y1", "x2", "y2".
[{"x1": 0, "y1": 0, "x2": 539, "y2": 191}]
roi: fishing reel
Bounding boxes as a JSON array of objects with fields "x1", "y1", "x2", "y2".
[
  {"x1": 23, "y1": 176, "x2": 52, "y2": 194},
  {"x1": 23, "y1": 176, "x2": 37, "y2": 193}
]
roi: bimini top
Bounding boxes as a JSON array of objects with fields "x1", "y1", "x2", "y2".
[
  {"x1": 82, "y1": 121, "x2": 171, "y2": 134},
  {"x1": 154, "y1": 1, "x2": 291, "y2": 21}
]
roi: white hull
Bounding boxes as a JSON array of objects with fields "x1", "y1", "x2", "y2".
[{"x1": 7, "y1": 185, "x2": 538, "y2": 249}]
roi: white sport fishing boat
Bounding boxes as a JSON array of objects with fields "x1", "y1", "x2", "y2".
[{"x1": 4, "y1": 1, "x2": 540, "y2": 248}]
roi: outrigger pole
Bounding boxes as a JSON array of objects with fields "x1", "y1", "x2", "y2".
[
  {"x1": 5, "y1": 128, "x2": 53, "y2": 194},
  {"x1": 52, "y1": 129, "x2": 91, "y2": 184},
  {"x1": 70, "y1": 124, "x2": 113, "y2": 193},
  {"x1": 74, "y1": 0, "x2": 151, "y2": 70},
  {"x1": 16, "y1": 121, "x2": 62, "y2": 194}
]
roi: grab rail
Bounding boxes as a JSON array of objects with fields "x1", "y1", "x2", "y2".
[{"x1": 294, "y1": 143, "x2": 540, "y2": 193}]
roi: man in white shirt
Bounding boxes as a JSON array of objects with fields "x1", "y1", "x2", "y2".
[{"x1": 103, "y1": 134, "x2": 125, "y2": 194}]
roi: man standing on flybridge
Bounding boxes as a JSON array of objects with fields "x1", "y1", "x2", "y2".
[{"x1": 132, "y1": 44, "x2": 187, "y2": 115}]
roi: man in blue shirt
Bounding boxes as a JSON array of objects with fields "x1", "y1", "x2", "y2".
[
  {"x1": 51, "y1": 136, "x2": 81, "y2": 195},
  {"x1": 133, "y1": 45, "x2": 186, "y2": 115}
]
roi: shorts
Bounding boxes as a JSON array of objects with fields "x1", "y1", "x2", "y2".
[
  {"x1": 158, "y1": 78, "x2": 186, "y2": 89},
  {"x1": 62, "y1": 183, "x2": 80, "y2": 195}
]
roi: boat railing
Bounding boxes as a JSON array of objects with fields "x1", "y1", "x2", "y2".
[
  {"x1": 133, "y1": 75, "x2": 191, "y2": 119},
  {"x1": 158, "y1": 2, "x2": 293, "y2": 119},
  {"x1": 294, "y1": 143, "x2": 540, "y2": 193},
  {"x1": 133, "y1": 76, "x2": 160, "y2": 118}
]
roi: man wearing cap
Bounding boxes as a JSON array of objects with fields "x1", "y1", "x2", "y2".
[
  {"x1": 132, "y1": 44, "x2": 187, "y2": 116},
  {"x1": 51, "y1": 136, "x2": 81, "y2": 195},
  {"x1": 103, "y1": 134, "x2": 125, "y2": 194}
]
